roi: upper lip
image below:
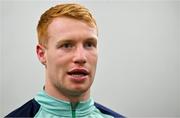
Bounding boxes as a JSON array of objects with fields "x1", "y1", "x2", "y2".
[{"x1": 67, "y1": 68, "x2": 89, "y2": 75}]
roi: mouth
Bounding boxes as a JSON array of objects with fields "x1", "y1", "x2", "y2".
[
  {"x1": 67, "y1": 68, "x2": 89, "y2": 82},
  {"x1": 67, "y1": 68, "x2": 89, "y2": 78}
]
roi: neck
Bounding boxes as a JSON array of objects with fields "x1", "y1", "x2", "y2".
[{"x1": 44, "y1": 81, "x2": 90, "y2": 103}]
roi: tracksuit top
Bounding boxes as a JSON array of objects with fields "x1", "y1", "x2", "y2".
[{"x1": 6, "y1": 90, "x2": 125, "y2": 118}]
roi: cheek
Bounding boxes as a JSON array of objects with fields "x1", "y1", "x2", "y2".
[
  {"x1": 54, "y1": 54, "x2": 73, "y2": 74},
  {"x1": 89, "y1": 52, "x2": 98, "y2": 65},
  {"x1": 46, "y1": 51, "x2": 64, "y2": 72},
  {"x1": 47, "y1": 50, "x2": 71, "y2": 64},
  {"x1": 88, "y1": 53, "x2": 98, "y2": 77}
]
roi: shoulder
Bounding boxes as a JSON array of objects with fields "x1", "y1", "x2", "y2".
[
  {"x1": 5, "y1": 99, "x2": 40, "y2": 117},
  {"x1": 94, "y1": 102, "x2": 126, "y2": 118}
]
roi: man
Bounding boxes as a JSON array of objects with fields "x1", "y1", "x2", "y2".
[{"x1": 6, "y1": 3, "x2": 125, "y2": 118}]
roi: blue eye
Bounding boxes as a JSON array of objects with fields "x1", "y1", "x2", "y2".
[
  {"x1": 62, "y1": 43, "x2": 72, "y2": 48},
  {"x1": 57, "y1": 43, "x2": 73, "y2": 49},
  {"x1": 85, "y1": 43, "x2": 92, "y2": 47},
  {"x1": 84, "y1": 42, "x2": 96, "y2": 49}
]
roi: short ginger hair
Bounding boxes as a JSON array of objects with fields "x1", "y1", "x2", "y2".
[{"x1": 37, "y1": 3, "x2": 97, "y2": 47}]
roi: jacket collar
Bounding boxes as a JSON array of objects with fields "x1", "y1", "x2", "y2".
[{"x1": 35, "y1": 90, "x2": 96, "y2": 117}]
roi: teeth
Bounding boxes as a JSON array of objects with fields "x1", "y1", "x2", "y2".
[{"x1": 71, "y1": 74, "x2": 85, "y2": 77}]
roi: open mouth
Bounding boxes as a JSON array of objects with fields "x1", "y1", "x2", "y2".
[{"x1": 67, "y1": 68, "x2": 89, "y2": 78}]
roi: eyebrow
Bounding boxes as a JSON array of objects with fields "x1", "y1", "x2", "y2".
[
  {"x1": 56, "y1": 37, "x2": 97, "y2": 44},
  {"x1": 55, "y1": 39, "x2": 74, "y2": 47},
  {"x1": 86, "y1": 37, "x2": 97, "y2": 41}
]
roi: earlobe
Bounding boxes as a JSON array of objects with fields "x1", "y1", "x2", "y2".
[{"x1": 36, "y1": 44, "x2": 46, "y2": 65}]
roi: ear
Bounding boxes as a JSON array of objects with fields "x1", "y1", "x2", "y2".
[{"x1": 36, "y1": 44, "x2": 46, "y2": 66}]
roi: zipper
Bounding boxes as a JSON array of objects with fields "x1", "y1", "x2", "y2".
[
  {"x1": 72, "y1": 110, "x2": 75, "y2": 118},
  {"x1": 70, "y1": 102, "x2": 79, "y2": 118}
]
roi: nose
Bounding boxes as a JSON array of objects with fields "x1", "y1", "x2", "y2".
[{"x1": 73, "y1": 45, "x2": 87, "y2": 65}]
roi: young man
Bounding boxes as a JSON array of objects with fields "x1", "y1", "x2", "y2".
[{"x1": 6, "y1": 3, "x2": 125, "y2": 118}]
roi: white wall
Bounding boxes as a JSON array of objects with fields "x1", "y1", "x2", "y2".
[
  {"x1": 0, "y1": 2, "x2": 3, "y2": 117},
  {"x1": 1, "y1": 0, "x2": 180, "y2": 117}
]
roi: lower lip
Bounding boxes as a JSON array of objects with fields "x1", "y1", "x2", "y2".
[{"x1": 68, "y1": 75, "x2": 87, "y2": 83}]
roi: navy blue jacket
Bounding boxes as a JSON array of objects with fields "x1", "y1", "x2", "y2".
[{"x1": 6, "y1": 99, "x2": 125, "y2": 118}]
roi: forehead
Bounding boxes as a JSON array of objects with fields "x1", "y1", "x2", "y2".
[{"x1": 47, "y1": 17, "x2": 98, "y2": 40}]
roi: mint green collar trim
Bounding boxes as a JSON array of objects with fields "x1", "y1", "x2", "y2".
[{"x1": 34, "y1": 90, "x2": 96, "y2": 117}]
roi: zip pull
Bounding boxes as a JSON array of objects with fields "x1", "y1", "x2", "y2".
[{"x1": 70, "y1": 102, "x2": 79, "y2": 118}]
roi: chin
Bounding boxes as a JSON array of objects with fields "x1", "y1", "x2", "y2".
[
  {"x1": 72, "y1": 86, "x2": 89, "y2": 93},
  {"x1": 70, "y1": 85, "x2": 90, "y2": 95},
  {"x1": 65, "y1": 89, "x2": 87, "y2": 98}
]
